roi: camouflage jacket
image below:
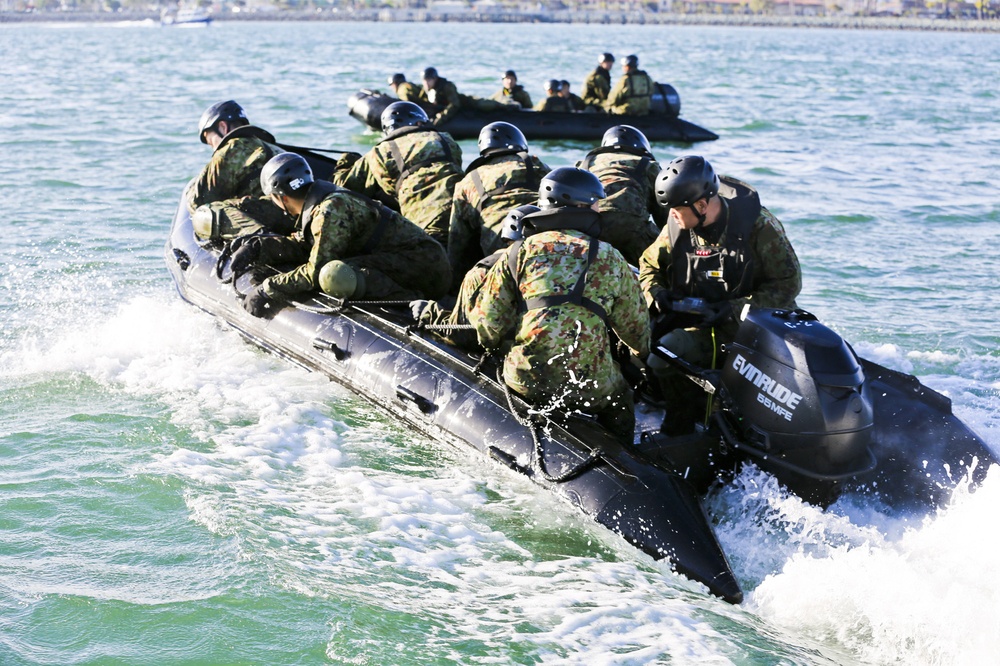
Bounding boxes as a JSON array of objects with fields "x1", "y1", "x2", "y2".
[
  {"x1": 534, "y1": 95, "x2": 572, "y2": 113},
  {"x1": 394, "y1": 81, "x2": 423, "y2": 102},
  {"x1": 423, "y1": 77, "x2": 462, "y2": 124},
  {"x1": 470, "y1": 214, "x2": 650, "y2": 409},
  {"x1": 578, "y1": 148, "x2": 666, "y2": 228},
  {"x1": 581, "y1": 67, "x2": 611, "y2": 108},
  {"x1": 332, "y1": 126, "x2": 463, "y2": 243},
  {"x1": 605, "y1": 70, "x2": 655, "y2": 116},
  {"x1": 262, "y1": 183, "x2": 448, "y2": 300},
  {"x1": 185, "y1": 126, "x2": 283, "y2": 214},
  {"x1": 447, "y1": 151, "x2": 551, "y2": 280},
  {"x1": 490, "y1": 85, "x2": 532, "y2": 109},
  {"x1": 638, "y1": 177, "x2": 802, "y2": 315}
]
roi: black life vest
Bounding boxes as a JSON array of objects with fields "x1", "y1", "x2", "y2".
[
  {"x1": 379, "y1": 125, "x2": 458, "y2": 193},
  {"x1": 463, "y1": 151, "x2": 543, "y2": 212},
  {"x1": 298, "y1": 181, "x2": 392, "y2": 255},
  {"x1": 504, "y1": 208, "x2": 608, "y2": 324},
  {"x1": 666, "y1": 176, "x2": 761, "y2": 302}
]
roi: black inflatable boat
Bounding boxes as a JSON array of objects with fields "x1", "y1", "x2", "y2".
[
  {"x1": 167, "y1": 183, "x2": 996, "y2": 605},
  {"x1": 347, "y1": 88, "x2": 719, "y2": 143}
]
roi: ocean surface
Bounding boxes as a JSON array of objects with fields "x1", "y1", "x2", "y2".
[{"x1": 1, "y1": 19, "x2": 999, "y2": 665}]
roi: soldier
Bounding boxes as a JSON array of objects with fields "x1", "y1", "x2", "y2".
[
  {"x1": 413, "y1": 204, "x2": 539, "y2": 350},
  {"x1": 447, "y1": 121, "x2": 550, "y2": 287},
  {"x1": 639, "y1": 156, "x2": 802, "y2": 435},
  {"x1": 605, "y1": 54, "x2": 655, "y2": 116},
  {"x1": 581, "y1": 52, "x2": 615, "y2": 110},
  {"x1": 558, "y1": 80, "x2": 587, "y2": 112},
  {"x1": 238, "y1": 153, "x2": 450, "y2": 317},
  {"x1": 490, "y1": 70, "x2": 533, "y2": 109},
  {"x1": 421, "y1": 66, "x2": 462, "y2": 125},
  {"x1": 186, "y1": 100, "x2": 292, "y2": 241},
  {"x1": 387, "y1": 73, "x2": 422, "y2": 103},
  {"x1": 469, "y1": 168, "x2": 650, "y2": 445},
  {"x1": 332, "y1": 101, "x2": 463, "y2": 245},
  {"x1": 533, "y1": 80, "x2": 572, "y2": 113},
  {"x1": 577, "y1": 125, "x2": 666, "y2": 265}
]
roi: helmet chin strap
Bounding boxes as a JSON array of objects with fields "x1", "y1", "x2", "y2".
[{"x1": 690, "y1": 201, "x2": 708, "y2": 228}]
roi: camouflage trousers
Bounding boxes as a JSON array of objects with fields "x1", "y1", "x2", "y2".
[
  {"x1": 346, "y1": 249, "x2": 450, "y2": 301},
  {"x1": 194, "y1": 196, "x2": 295, "y2": 241},
  {"x1": 599, "y1": 211, "x2": 660, "y2": 267},
  {"x1": 646, "y1": 324, "x2": 736, "y2": 434}
]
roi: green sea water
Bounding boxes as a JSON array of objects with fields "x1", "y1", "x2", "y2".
[{"x1": 1, "y1": 19, "x2": 999, "y2": 665}]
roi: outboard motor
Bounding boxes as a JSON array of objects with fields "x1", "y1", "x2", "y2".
[
  {"x1": 717, "y1": 308, "x2": 876, "y2": 485},
  {"x1": 650, "y1": 83, "x2": 681, "y2": 119}
]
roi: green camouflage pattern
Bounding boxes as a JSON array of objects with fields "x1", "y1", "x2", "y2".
[
  {"x1": 470, "y1": 229, "x2": 650, "y2": 415},
  {"x1": 581, "y1": 67, "x2": 611, "y2": 108},
  {"x1": 490, "y1": 85, "x2": 532, "y2": 109},
  {"x1": 638, "y1": 205, "x2": 802, "y2": 314},
  {"x1": 194, "y1": 196, "x2": 294, "y2": 241},
  {"x1": 394, "y1": 81, "x2": 423, "y2": 102},
  {"x1": 447, "y1": 153, "x2": 551, "y2": 281},
  {"x1": 533, "y1": 95, "x2": 572, "y2": 113},
  {"x1": 423, "y1": 77, "x2": 462, "y2": 124},
  {"x1": 605, "y1": 70, "x2": 655, "y2": 116},
  {"x1": 185, "y1": 132, "x2": 283, "y2": 214},
  {"x1": 332, "y1": 128, "x2": 463, "y2": 244},
  {"x1": 261, "y1": 188, "x2": 450, "y2": 301},
  {"x1": 579, "y1": 151, "x2": 667, "y2": 265},
  {"x1": 417, "y1": 250, "x2": 500, "y2": 349}
]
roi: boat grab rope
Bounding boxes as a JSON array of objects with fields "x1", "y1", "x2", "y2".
[{"x1": 495, "y1": 366, "x2": 604, "y2": 484}]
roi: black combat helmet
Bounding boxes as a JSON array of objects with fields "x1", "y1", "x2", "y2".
[
  {"x1": 260, "y1": 153, "x2": 314, "y2": 198},
  {"x1": 388, "y1": 73, "x2": 406, "y2": 86},
  {"x1": 601, "y1": 125, "x2": 652, "y2": 156},
  {"x1": 654, "y1": 156, "x2": 720, "y2": 208},
  {"x1": 478, "y1": 121, "x2": 528, "y2": 156},
  {"x1": 422, "y1": 67, "x2": 439, "y2": 80},
  {"x1": 624, "y1": 54, "x2": 639, "y2": 68},
  {"x1": 500, "y1": 204, "x2": 540, "y2": 241},
  {"x1": 380, "y1": 101, "x2": 429, "y2": 134},
  {"x1": 503, "y1": 70, "x2": 517, "y2": 81},
  {"x1": 599, "y1": 52, "x2": 615, "y2": 64},
  {"x1": 198, "y1": 100, "x2": 247, "y2": 144},
  {"x1": 537, "y1": 167, "x2": 605, "y2": 210},
  {"x1": 546, "y1": 79, "x2": 562, "y2": 93}
]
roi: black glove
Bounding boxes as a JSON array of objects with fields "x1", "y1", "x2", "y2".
[
  {"x1": 335, "y1": 152, "x2": 362, "y2": 171},
  {"x1": 651, "y1": 291, "x2": 674, "y2": 317},
  {"x1": 701, "y1": 301, "x2": 734, "y2": 327},
  {"x1": 230, "y1": 239, "x2": 262, "y2": 275},
  {"x1": 242, "y1": 285, "x2": 274, "y2": 317}
]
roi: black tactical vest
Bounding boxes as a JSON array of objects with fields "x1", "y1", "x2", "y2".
[{"x1": 665, "y1": 177, "x2": 761, "y2": 302}]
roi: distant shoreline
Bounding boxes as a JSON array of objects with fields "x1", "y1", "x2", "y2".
[{"x1": 3, "y1": 9, "x2": 999, "y2": 32}]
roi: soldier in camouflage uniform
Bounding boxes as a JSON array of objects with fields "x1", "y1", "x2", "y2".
[
  {"x1": 239, "y1": 153, "x2": 450, "y2": 318},
  {"x1": 332, "y1": 101, "x2": 463, "y2": 245},
  {"x1": 413, "y1": 204, "x2": 539, "y2": 350},
  {"x1": 558, "y1": 80, "x2": 587, "y2": 112},
  {"x1": 186, "y1": 100, "x2": 292, "y2": 240},
  {"x1": 533, "y1": 80, "x2": 572, "y2": 113},
  {"x1": 490, "y1": 70, "x2": 533, "y2": 109},
  {"x1": 605, "y1": 55, "x2": 655, "y2": 116},
  {"x1": 639, "y1": 156, "x2": 802, "y2": 435},
  {"x1": 469, "y1": 168, "x2": 650, "y2": 445},
  {"x1": 420, "y1": 67, "x2": 463, "y2": 125},
  {"x1": 388, "y1": 73, "x2": 423, "y2": 103},
  {"x1": 577, "y1": 125, "x2": 666, "y2": 266},
  {"x1": 581, "y1": 52, "x2": 614, "y2": 110},
  {"x1": 447, "y1": 122, "x2": 550, "y2": 288}
]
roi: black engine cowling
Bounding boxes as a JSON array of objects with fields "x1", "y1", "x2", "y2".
[{"x1": 718, "y1": 308, "x2": 875, "y2": 480}]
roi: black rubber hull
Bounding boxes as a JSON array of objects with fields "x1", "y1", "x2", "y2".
[
  {"x1": 347, "y1": 90, "x2": 719, "y2": 143},
  {"x1": 165, "y1": 203, "x2": 742, "y2": 604}
]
